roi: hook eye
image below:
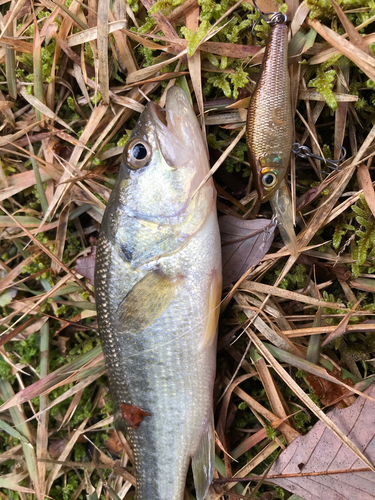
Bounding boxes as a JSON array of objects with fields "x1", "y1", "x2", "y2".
[
  {"x1": 251, "y1": 0, "x2": 287, "y2": 32},
  {"x1": 123, "y1": 138, "x2": 152, "y2": 170},
  {"x1": 292, "y1": 142, "x2": 347, "y2": 173}
]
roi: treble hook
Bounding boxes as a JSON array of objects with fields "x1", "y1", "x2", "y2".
[
  {"x1": 292, "y1": 142, "x2": 346, "y2": 173},
  {"x1": 252, "y1": 0, "x2": 287, "y2": 34}
]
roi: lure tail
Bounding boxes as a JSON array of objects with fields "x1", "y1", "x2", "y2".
[{"x1": 269, "y1": 180, "x2": 299, "y2": 257}]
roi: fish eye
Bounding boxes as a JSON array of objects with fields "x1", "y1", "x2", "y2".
[
  {"x1": 124, "y1": 139, "x2": 152, "y2": 170},
  {"x1": 261, "y1": 172, "x2": 277, "y2": 188}
]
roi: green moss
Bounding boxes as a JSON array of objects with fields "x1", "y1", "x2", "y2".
[
  {"x1": 7, "y1": 334, "x2": 39, "y2": 364},
  {"x1": 63, "y1": 230, "x2": 82, "y2": 264},
  {"x1": 265, "y1": 425, "x2": 277, "y2": 440},
  {"x1": 150, "y1": 0, "x2": 184, "y2": 13},
  {"x1": 293, "y1": 407, "x2": 312, "y2": 431},
  {"x1": 127, "y1": 0, "x2": 139, "y2": 12},
  {"x1": 181, "y1": 20, "x2": 211, "y2": 57},
  {"x1": 306, "y1": 0, "x2": 375, "y2": 19},
  {"x1": 50, "y1": 471, "x2": 80, "y2": 500},
  {"x1": 0, "y1": 360, "x2": 14, "y2": 383},
  {"x1": 277, "y1": 265, "x2": 307, "y2": 290},
  {"x1": 350, "y1": 196, "x2": 375, "y2": 275},
  {"x1": 332, "y1": 222, "x2": 355, "y2": 249},
  {"x1": 136, "y1": 15, "x2": 157, "y2": 33},
  {"x1": 275, "y1": 487, "x2": 286, "y2": 500},
  {"x1": 205, "y1": 65, "x2": 249, "y2": 99},
  {"x1": 229, "y1": 67, "x2": 249, "y2": 99},
  {"x1": 308, "y1": 67, "x2": 338, "y2": 111}
]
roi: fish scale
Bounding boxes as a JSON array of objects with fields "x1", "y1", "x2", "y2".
[{"x1": 95, "y1": 86, "x2": 221, "y2": 500}]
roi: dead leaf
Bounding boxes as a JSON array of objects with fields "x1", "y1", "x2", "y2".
[
  {"x1": 74, "y1": 246, "x2": 97, "y2": 285},
  {"x1": 104, "y1": 430, "x2": 122, "y2": 455},
  {"x1": 296, "y1": 175, "x2": 338, "y2": 212},
  {"x1": 269, "y1": 382, "x2": 375, "y2": 500},
  {"x1": 48, "y1": 439, "x2": 68, "y2": 459},
  {"x1": 306, "y1": 366, "x2": 355, "y2": 408},
  {"x1": 219, "y1": 216, "x2": 276, "y2": 288},
  {"x1": 120, "y1": 403, "x2": 151, "y2": 429}
]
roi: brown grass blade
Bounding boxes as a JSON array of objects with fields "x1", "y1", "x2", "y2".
[
  {"x1": 331, "y1": 0, "x2": 374, "y2": 58},
  {"x1": 306, "y1": 18, "x2": 375, "y2": 82},
  {"x1": 241, "y1": 281, "x2": 345, "y2": 310},
  {"x1": 51, "y1": 202, "x2": 71, "y2": 274},
  {"x1": 97, "y1": 0, "x2": 109, "y2": 103},
  {"x1": 36, "y1": 320, "x2": 49, "y2": 496},
  {"x1": 255, "y1": 356, "x2": 300, "y2": 444}
]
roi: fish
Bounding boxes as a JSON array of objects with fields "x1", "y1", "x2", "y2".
[
  {"x1": 246, "y1": 11, "x2": 298, "y2": 257},
  {"x1": 94, "y1": 86, "x2": 222, "y2": 500}
]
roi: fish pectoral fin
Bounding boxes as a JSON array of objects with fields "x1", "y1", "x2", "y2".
[
  {"x1": 192, "y1": 414, "x2": 215, "y2": 500},
  {"x1": 116, "y1": 271, "x2": 183, "y2": 334}
]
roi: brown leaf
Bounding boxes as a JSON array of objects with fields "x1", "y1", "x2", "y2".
[
  {"x1": 328, "y1": 265, "x2": 351, "y2": 282},
  {"x1": 48, "y1": 439, "x2": 68, "y2": 459},
  {"x1": 219, "y1": 216, "x2": 276, "y2": 288},
  {"x1": 104, "y1": 430, "x2": 122, "y2": 455},
  {"x1": 306, "y1": 367, "x2": 355, "y2": 408},
  {"x1": 269, "y1": 382, "x2": 375, "y2": 500},
  {"x1": 120, "y1": 403, "x2": 151, "y2": 429},
  {"x1": 74, "y1": 246, "x2": 97, "y2": 285},
  {"x1": 296, "y1": 174, "x2": 338, "y2": 212}
]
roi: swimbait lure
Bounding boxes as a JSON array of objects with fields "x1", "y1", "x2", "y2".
[
  {"x1": 246, "y1": 2, "x2": 298, "y2": 256},
  {"x1": 95, "y1": 86, "x2": 222, "y2": 500}
]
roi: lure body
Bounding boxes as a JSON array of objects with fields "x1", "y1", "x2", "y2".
[
  {"x1": 247, "y1": 23, "x2": 292, "y2": 201},
  {"x1": 247, "y1": 20, "x2": 298, "y2": 256},
  {"x1": 95, "y1": 86, "x2": 221, "y2": 500}
]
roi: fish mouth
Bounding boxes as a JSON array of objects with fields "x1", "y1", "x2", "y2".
[
  {"x1": 145, "y1": 87, "x2": 209, "y2": 170},
  {"x1": 150, "y1": 102, "x2": 168, "y2": 127}
]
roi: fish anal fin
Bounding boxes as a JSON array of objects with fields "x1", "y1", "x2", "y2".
[
  {"x1": 117, "y1": 271, "x2": 183, "y2": 334},
  {"x1": 192, "y1": 414, "x2": 215, "y2": 500},
  {"x1": 199, "y1": 270, "x2": 222, "y2": 350}
]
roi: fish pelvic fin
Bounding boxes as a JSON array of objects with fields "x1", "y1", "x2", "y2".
[{"x1": 192, "y1": 413, "x2": 215, "y2": 500}]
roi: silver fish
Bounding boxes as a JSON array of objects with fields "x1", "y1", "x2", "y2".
[{"x1": 95, "y1": 86, "x2": 222, "y2": 500}]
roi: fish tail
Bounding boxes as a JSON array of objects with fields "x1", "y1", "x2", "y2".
[{"x1": 192, "y1": 412, "x2": 215, "y2": 500}]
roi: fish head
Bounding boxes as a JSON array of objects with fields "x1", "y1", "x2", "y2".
[
  {"x1": 116, "y1": 86, "x2": 214, "y2": 221},
  {"x1": 255, "y1": 151, "x2": 288, "y2": 203}
]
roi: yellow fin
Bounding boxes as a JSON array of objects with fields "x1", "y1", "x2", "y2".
[
  {"x1": 116, "y1": 272, "x2": 182, "y2": 334},
  {"x1": 199, "y1": 270, "x2": 222, "y2": 350},
  {"x1": 192, "y1": 414, "x2": 215, "y2": 500}
]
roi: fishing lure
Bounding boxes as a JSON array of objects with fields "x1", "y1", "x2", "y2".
[{"x1": 246, "y1": 1, "x2": 298, "y2": 256}]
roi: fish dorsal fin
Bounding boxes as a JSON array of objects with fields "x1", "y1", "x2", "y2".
[
  {"x1": 116, "y1": 271, "x2": 182, "y2": 335},
  {"x1": 192, "y1": 414, "x2": 215, "y2": 500}
]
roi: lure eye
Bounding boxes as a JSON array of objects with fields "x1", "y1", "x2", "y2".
[
  {"x1": 124, "y1": 139, "x2": 152, "y2": 170},
  {"x1": 261, "y1": 172, "x2": 277, "y2": 188}
]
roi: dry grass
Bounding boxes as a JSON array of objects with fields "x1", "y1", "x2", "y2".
[{"x1": 1, "y1": 0, "x2": 375, "y2": 499}]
